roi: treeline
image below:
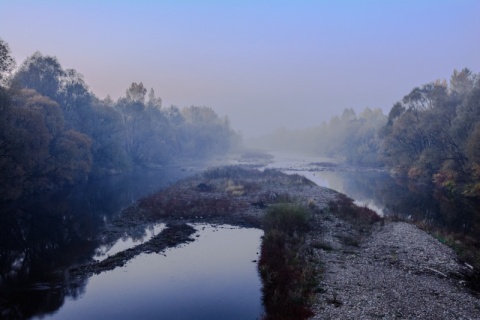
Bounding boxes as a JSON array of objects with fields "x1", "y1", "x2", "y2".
[
  {"x1": 251, "y1": 107, "x2": 386, "y2": 167},
  {"x1": 0, "y1": 39, "x2": 239, "y2": 202},
  {"x1": 251, "y1": 68, "x2": 480, "y2": 197},
  {"x1": 381, "y1": 68, "x2": 479, "y2": 197}
]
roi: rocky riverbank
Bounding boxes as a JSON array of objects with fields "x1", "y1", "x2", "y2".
[
  {"x1": 72, "y1": 165, "x2": 479, "y2": 319},
  {"x1": 309, "y1": 210, "x2": 480, "y2": 319},
  {"x1": 302, "y1": 187, "x2": 480, "y2": 319}
]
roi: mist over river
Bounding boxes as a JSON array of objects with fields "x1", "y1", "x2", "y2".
[
  {"x1": 1, "y1": 153, "x2": 478, "y2": 319},
  {"x1": 264, "y1": 152, "x2": 479, "y2": 237}
]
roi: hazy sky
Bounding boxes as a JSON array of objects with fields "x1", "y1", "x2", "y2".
[{"x1": 1, "y1": 1, "x2": 479, "y2": 137}]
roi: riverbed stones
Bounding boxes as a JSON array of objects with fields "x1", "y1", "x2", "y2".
[{"x1": 310, "y1": 216, "x2": 480, "y2": 319}]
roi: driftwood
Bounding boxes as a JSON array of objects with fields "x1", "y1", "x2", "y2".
[{"x1": 425, "y1": 266, "x2": 448, "y2": 278}]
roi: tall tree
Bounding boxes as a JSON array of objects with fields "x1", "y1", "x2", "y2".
[
  {"x1": 450, "y1": 68, "x2": 475, "y2": 100},
  {"x1": 13, "y1": 52, "x2": 65, "y2": 101},
  {"x1": 125, "y1": 82, "x2": 147, "y2": 104},
  {"x1": 147, "y1": 88, "x2": 162, "y2": 109},
  {"x1": 13, "y1": 53, "x2": 94, "y2": 131},
  {"x1": 0, "y1": 38, "x2": 15, "y2": 87}
]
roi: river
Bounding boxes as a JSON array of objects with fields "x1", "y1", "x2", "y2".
[
  {"x1": 1, "y1": 153, "x2": 478, "y2": 319},
  {"x1": 42, "y1": 224, "x2": 263, "y2": 320},
  {"x1": 264, "y1": 152, "x2": 479, "y2": 237}
]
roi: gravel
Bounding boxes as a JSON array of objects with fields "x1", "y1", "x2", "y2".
[{"x1": 309, "y1": 211, "x2": 480, "y2": 319}]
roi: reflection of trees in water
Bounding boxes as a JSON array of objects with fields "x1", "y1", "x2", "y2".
[
  {"x1": 320, "y1": 171, "x2": 479, "y2": 238},
  {"x1": 0, "y1": 186, "x2": 129, "y2": 317},
  {"x1": 378, "y1": 178, "x2": 478, "y2": 237},
  {"x1": 319, "y1": 171, "x2": 395, "y2": 216},
  {"x1": 0, "y1": 168, "x2": 186, "y2": 319},
  {"x1": 0, "y1": 198, "x2": 97, "y2": 319},
  {"x1": 1, "y1": 276, "x2": 88, "y2": 320}
]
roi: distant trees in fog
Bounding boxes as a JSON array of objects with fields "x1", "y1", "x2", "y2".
[
  {"x1": 251, "y1": 107, "x2": 387, "y2": 167},
  {"x1": 251, "y1": 68, "x2": 480, "y2": 197},
  {"x1": 316, "y1": 107, "x2": 386, "y2": 166},
  {"x1": 0, "y1": 38, "x2": 239, "y2": 202}
]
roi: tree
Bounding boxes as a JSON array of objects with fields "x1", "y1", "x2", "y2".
[
  {"x1": 464, "y1": 123, "x2": 480, "y2": 196},
  {"x1": 451, "y1": 80, "x2": 480, "y2": 149},
  {"x1": 178, "y1": 106, "x2": 236, "y2": 157},
  {"x1": 59, "y1": 68, "x2": 92, "y2": 115},
  {"x1": 466, "y1": 123, "x2": 480, "y2": 165},
  {"x1": 381, "y1": 69, "x2": 480, "y2": 193},
  {"x1": 15, "y1": 89, "x2": 65, "y2": 138},
  {"x1": 125, "y1": 82, "x2": 147, "y2": 104},
  {"x1": 0, "y1": 87, "x2": 95, "y2": 200},
  {"x1": 0, "y1": 87, "x2": 23, "y2": 201},
  {"x1": 13, "y1": 52, "x2": 65, "y2": 101},
  {"x1": 86, "y1": 102, "x2": 129, "y2": 175},
  {"x1": 1, "y1": 49, "x2": 238, "y2": 201},
  {"x1": 115, "y1": 83, "x2": 148, "y2": 163},
  {"x1": 450, "y1": 68, "x2": 475, "y2": 99},
  {"x1": 3, "y1": 95, "x2": 53, "y2": 197},
  {"x1": 147, "y1": 88, "x2": 162, "y2": 109},
  {"x1": 0, "y1": 38, "x2": 15, "y2": 87},
  {"x1": 51, "y1": 130, "x2": 93, "y2": 184},
  {"x1": 12, "y1": 52, "x2": 94, "y2": 131}
]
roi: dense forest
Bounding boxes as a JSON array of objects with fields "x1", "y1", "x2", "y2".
[
  {"x1": 252, "y1": 68, "x2": 480, "y2": 198},
  {"x1": 0, "y1": 38, "x2": 240, "y2": 203}
]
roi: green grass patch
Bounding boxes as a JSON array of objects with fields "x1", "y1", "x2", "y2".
[
  {"x1": 263, "y1": 203, "x2": 310, "y2": 236},
  {"x1": 258, "y1": 203, "x2": 318, "y2": 320}
]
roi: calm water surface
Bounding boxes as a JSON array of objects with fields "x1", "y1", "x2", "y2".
[
  {"x1": 93, "y1": 223, "x2": 167, "y2": 262},
  {"x1": 40, "y1": 225, "x2": 263, "y2": 320},
  {"x1": 0, "y1": 166, "x2": 196, "y2": 319},
  {"x1": 266, "y1": 152, "x2": 479, "y2": 236},
  {"x1": 2, "y1": 153, "x2": 478, "y2": 319},
  {"x1": 263, "y1": 153, "x2": 387, "y2": 212}
]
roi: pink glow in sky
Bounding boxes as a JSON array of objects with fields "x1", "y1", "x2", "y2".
[{"x1": 1, "y1": 1, "x2": 479, "y2": 136}]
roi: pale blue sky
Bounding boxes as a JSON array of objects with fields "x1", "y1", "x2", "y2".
[{"x1": 1, "y1": 1, "x2": 479, "y2": 136}]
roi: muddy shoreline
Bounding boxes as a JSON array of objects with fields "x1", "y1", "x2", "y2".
[{"x1": 67, "y1": 165, "x2": 480, "y2": 319}]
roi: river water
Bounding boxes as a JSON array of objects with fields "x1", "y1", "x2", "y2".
[
  {"x1": 264, "y1": 152, "x2": 479, "y2": 237},
  {"x1": 1, "y1": 153, "x2": 478, "y2": 319},
  {"x1": 0, "y1": 161, "x2": 266, "y2": 320},
  {"x1": 42, "y1": 225, "x2": 263, "y2": 320}
]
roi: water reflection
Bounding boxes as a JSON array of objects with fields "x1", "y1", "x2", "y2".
[
  {"x1": 0, "y1": 198, "x2": 98, "y2": 320},
  {"x1": 94, "y1": 223, "x2": 166, "y2": 262},
  {"x1": 41, "y1": 225, "x2": 263, "y2": 320},
  {"x1": 314, "y1": 169, "x2": 480, "y2": 237},
  {"x1": 0, "y1": 167, "x2": 191, "y2": 319},
  {"x1": 265, "y1": 152, "x2": 479, "y2": 243},
  {"x1": 2, "y1": 154, "x2": 479, "y2": 319}
]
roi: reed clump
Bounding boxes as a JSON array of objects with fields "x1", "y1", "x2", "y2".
[
  {"x1": 328, "y1": 194, "x2": 382, "y2": 229},
  {"x1": 258, "y1": 203, "x2": 318, "y2": 320}
]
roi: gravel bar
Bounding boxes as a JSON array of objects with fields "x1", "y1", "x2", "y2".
[{"x1": 310, "y1": 214, "x2": 480, "y2": 319}]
